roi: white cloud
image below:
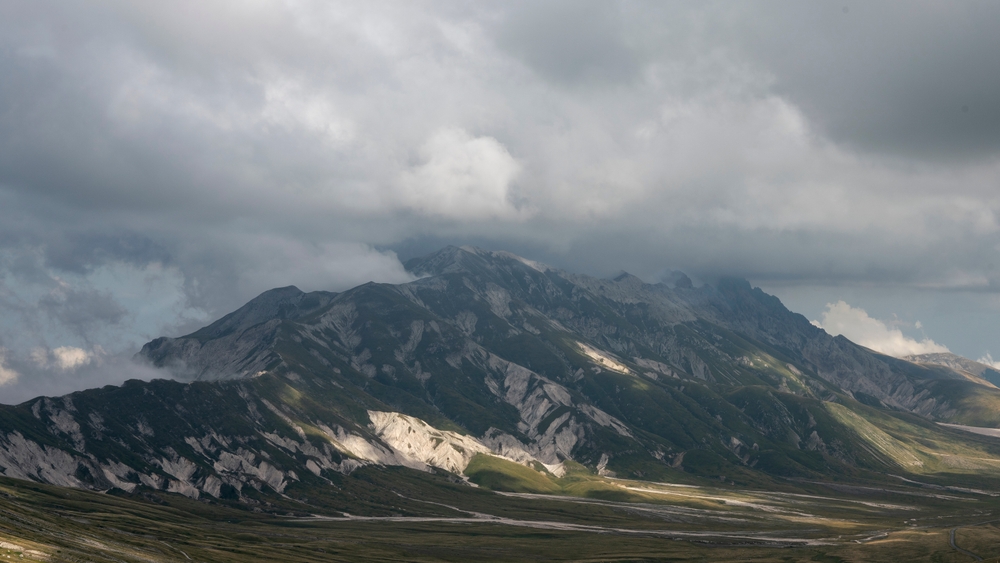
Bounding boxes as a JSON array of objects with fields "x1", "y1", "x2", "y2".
[
  {"x1": 813, "y1": 301, "x2": 949, "y2": 357},
  {"x1": 0, "y1": 349, "x2": 18, "y2": 386},
  {"x1": 52, "y1": 346, "x2": 93, "y2": 370},
  {"x1": 398, "y1": 128, "x2": 524, "y2": 220},
  {"x1": 212, "y1": 239, "x2": 416, "y2": 299},
  {"x1": 29, "y1": 345, "x2": 105, "y2": 370},
  {"x1": 260, "y1": 79, "x2": 356, "y2": 146},
  {"x1": 977, "y1": 353, "x2": 1000, "y2": 370}
]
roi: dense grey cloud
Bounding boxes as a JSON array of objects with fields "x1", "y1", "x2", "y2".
[
  {"x1": 732, "y1": 2, "x2": 1000, "y2": 159},
  {"x1": 496, "y1": 0, "x2": 643, "y2": 85},
  {"x1": 38, "y1": 288, "x2": 127, "y2": 338},
  {"x1": 0, "y1": 1, "x2": 999, "y2": 402}
]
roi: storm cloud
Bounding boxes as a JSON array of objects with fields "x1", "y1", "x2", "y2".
[{"x1": 1, "y1": 1, "x2": 999, "y2": 402}]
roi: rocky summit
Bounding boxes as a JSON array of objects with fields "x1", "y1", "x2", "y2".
[{"x1": 3, "y1": 246, "x2": 1000, "y2": 514}]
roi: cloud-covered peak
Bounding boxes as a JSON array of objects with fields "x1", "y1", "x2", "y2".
[{"x1": 2, "y1": 2, "x2": 1000, "y2": 398}]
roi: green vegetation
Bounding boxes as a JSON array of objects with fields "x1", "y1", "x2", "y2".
[
  {"x1": 464, "y1": 454, "x2": 560, "y2": 493},
  {"x1": 464, "y1": 454, "x2": 655, "y2": 501}
]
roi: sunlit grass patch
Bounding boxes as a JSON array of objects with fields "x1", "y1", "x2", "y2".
[
  {"x1": 825, "y1": 402, "x2": 926, "y2": 468},
  {"x1": 464, "y1": 454, "x2": 560, "y2": 494}
]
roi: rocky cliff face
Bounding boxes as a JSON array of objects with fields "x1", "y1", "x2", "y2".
[
  {"x1": 1, "y1": 246, "x2": 998, "y2": 509},
  {"x1": 0, "y1": 377, "x2": 564, "y2": 504}
]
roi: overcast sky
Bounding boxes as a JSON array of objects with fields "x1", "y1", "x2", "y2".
[{"x1": 2, "y1": 1, "x2": 999, "y2": 403}]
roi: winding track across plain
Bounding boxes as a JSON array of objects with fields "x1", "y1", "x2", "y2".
[{"x1": 950, "y1": 527, "x2": 983, "y2": 561}]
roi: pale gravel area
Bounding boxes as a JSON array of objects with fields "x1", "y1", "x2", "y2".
[
  {"x1": 298, "y1": 513, "x2": 833, "y2": 546},
  {"x1": 291, "y1": 486, "x2": 861, "y2": 546},
  {"x1": 939, "y1": 423, "x2": 1000, "y2": 438}
]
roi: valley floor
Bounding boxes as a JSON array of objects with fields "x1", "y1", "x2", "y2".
[{"x1": 3, "y1": 474, "x2": 1000, "y2": 562}]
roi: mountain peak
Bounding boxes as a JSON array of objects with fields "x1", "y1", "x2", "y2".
[
  {"x1": 660, "y1": 270, "x2": 693, "y2": 289},
  {"x1": 611, "y1": 271, "x2": 644, "y2": 287},
  {"x1": 184, "y1": 285, "x2": 333, "y2": 342},
  {"x1": 403, "y1": 245, "x2": 477, "y2": 277}
]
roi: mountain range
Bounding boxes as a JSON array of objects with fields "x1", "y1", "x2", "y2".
[{"x1": 3, "y1": 245, "x2": 1000, "y2": 516}]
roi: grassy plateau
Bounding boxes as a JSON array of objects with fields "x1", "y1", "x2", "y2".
[{"x1": 4, "y1": 460, "x2": 1000, "y2": 562}]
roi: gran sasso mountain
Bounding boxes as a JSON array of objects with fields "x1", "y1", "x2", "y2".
[{"x1": 2, "y1": 246, "x2": 1000, "y2": 513}]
